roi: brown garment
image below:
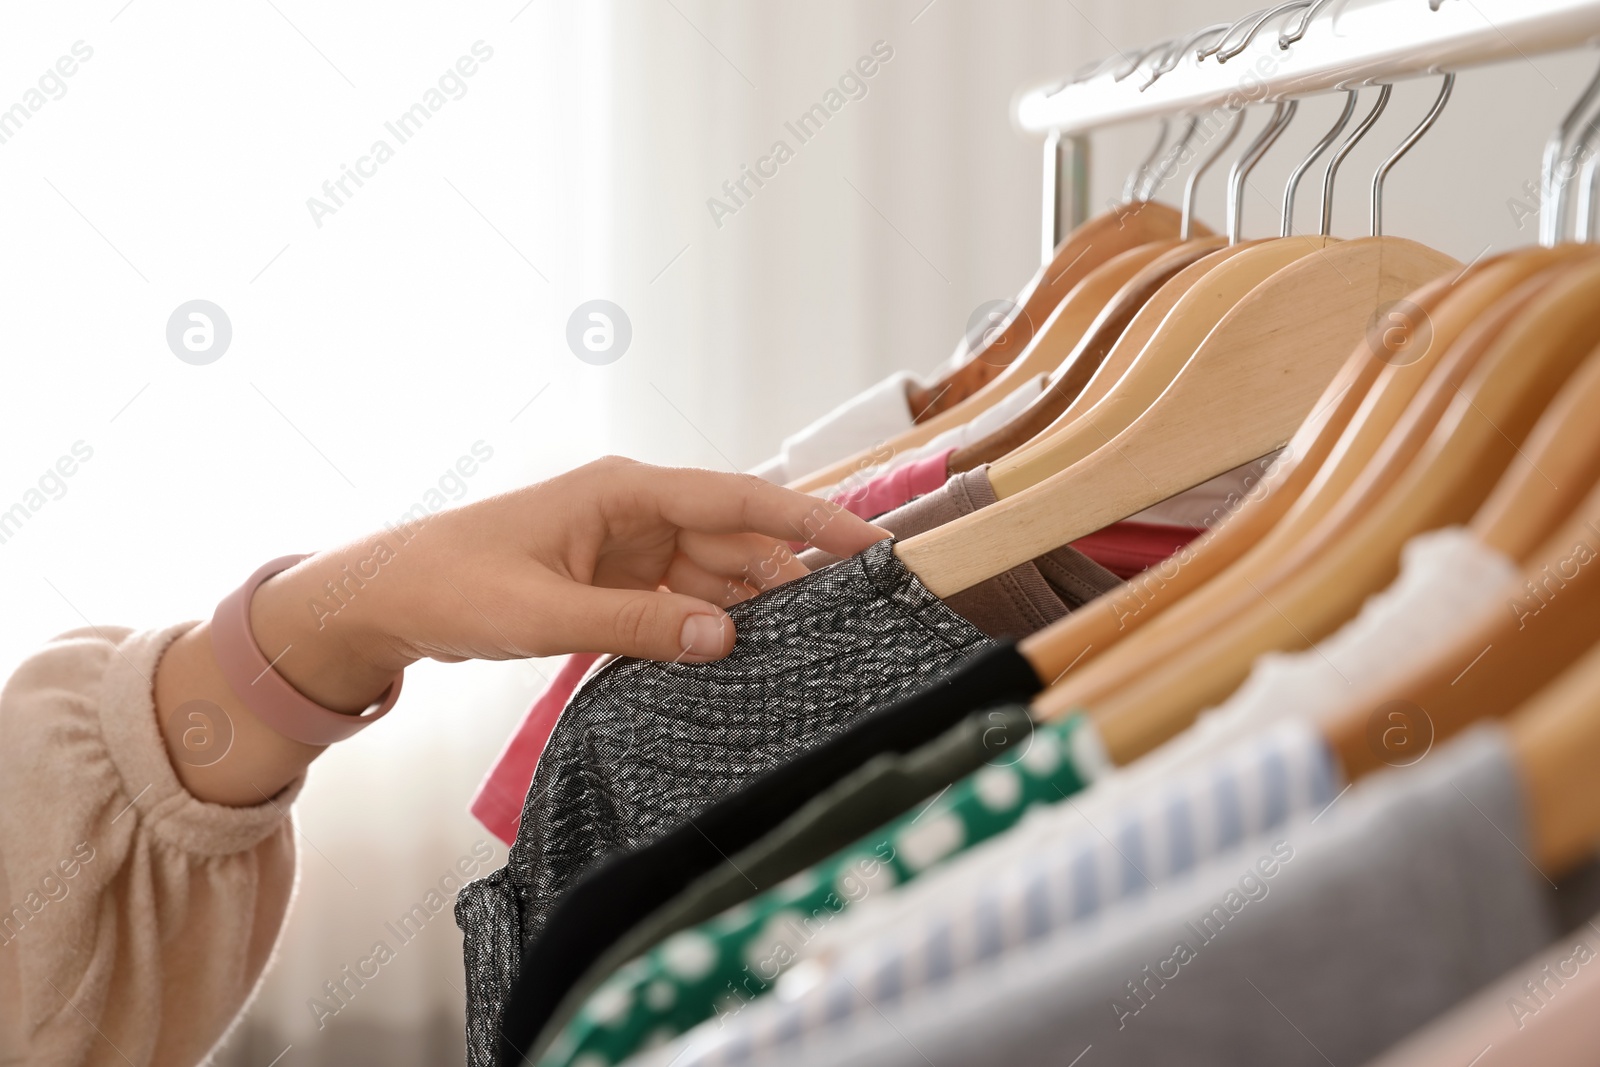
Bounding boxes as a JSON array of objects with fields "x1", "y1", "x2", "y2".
[{"x1": 801, "y1": 468, "x2": 1122, "y2": 639}]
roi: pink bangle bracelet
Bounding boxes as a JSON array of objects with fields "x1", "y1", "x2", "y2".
[{"x1": 210, "y1": 553, "x2": 401, "y2": 746}]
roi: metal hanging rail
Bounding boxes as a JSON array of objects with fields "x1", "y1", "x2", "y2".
[
  {"x1": 1026, "y1": 0, "x2": 1600, "y2": 260},
  {"x1": 1018, "y1": 0, "x2": 1600, "y2": 136}
]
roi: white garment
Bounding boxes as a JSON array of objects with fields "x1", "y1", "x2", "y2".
[
  {"x1": 803, "y1": 525, "x2": 1521, "y2": 962},
  {"x1": 818, "y1": 374, "x2": 1048, "y2": 494},
  {"x1": 748, "y1": 371, "x2": 921, "y2": 484}
]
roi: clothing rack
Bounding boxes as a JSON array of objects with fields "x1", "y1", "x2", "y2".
[{"x1": 1020, "y1": 0, "x2": 1600, "y2": 261}]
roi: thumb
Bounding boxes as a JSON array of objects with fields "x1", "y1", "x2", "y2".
[{"x1": 554, "y1": 582, "x2": 736, "y2": 663}]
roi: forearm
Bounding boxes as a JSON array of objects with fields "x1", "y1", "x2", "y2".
[{"x1": 154, "y1": 544, "x2": 408, "y2": 806}]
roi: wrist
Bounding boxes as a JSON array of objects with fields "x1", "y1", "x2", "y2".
[{"x1": 249, "y1": 552, "x2": 410, "y2": 714}]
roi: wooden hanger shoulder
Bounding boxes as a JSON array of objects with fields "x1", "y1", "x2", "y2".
[
  {"x1": 1026, "y1": 237, "x2": 1239, "y2": 442},
  {"x1": 989, "y1": 237, "x2": 1343, "y2": 497},
  {"x1": 1473, "y1": 335, "x2": 1600, "y2": 559},
  {"x1": 1020, "y1": 265, "x2": 1483, "y2": 701},
  {"x1": 1032, "y1": 247, "x2": 1592, "y2": 718},
  {"x1": 948, "y1": 237, "x2": 1225, "y2": 473},
  {"x1": 1513, "y1": 638, "x2": 1600, "y2": 876},
  {"x1": 1088, "y1": 257, "x2": 1600, "y2": 765},
  {"x1": 897, "y1": 236, "x2": 1459, "y2": 599},
  {"x1": 907, "y1": 201, "x2": 1189, "y2": 422},
  {"x1": 790, "y1": 219, "x2": 1184, "y2": 494}
]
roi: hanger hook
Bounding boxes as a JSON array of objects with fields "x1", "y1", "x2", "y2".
[
  {"x1": 1282, "y1": 90, "x2": 1358, "y2": 237},
  {"x1": 1199, "y1": 8, "x2": 1268, "y2": 63},
  {"x1": 1541, "y1": 56, "x2": 1600, "y2": 247},
  {"x1": 1319, "y1": 83, "x2": 1391, "y2": 236},
  {"x1": 1182, "y1": 106, "x2": 1245, "y2": 239},
  {"x1": 1228, "y1": 100, "x2": 1298, "y2": 244},
  {"x1": 1577, "y1": 123, "x2": 1600, "y2": 242},
  {"x1": 1114, "y1": 39, "x2": 1175, "y2": 84},
  {"x1": 1217, "y1": 1, "x2": 1313, "y2": 64},
  {"x1": 1139, "y1": 114, "x2": 1201, "y2": 200},
  {"x1": 1279, "y1": 0, "x2": 1337, "y2": 48},
  {"x1": 1141, "y1": 24, "x2": 1231, "y2": 91},
  {"x1": 1123, "y1": 119, "x2": 1172, "y2": 202},
  {"x1": 1371, "y1": 73, "x2": 1454, "y2": 237}
]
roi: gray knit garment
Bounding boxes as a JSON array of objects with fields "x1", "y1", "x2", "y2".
[{"x1": 455, "y1": 539, "x2": 995, "y2": 1067}]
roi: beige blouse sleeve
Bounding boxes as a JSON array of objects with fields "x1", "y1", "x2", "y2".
[{"x1": 0, "y1": 623, "x2": 302, "y2": 1067}]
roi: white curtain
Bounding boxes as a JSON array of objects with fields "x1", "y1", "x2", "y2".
[{"x1": 0, "y1": 2, "x2": 1594, "y2": 1065}]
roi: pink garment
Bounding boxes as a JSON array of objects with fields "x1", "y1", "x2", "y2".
[
  {"x1": 830, "y1": 448, "x2": 957, "y2": 521},
  {"x1": 471, "y1": 652, "x2": 602, "y2": 846},
  {"x1": 1070, "y1": 521, "x2": 1205, "y2": 580}
]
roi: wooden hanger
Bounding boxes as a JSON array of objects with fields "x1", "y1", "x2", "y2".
[
  {"x1": 905, "y1": 200, "x2": 1188, "y2": 422},
  {"x1": 1322, "y1": 381, "x2": 1600, "y2": 784},
  {"x1": 1029, "y1": 246, "x2": 1593, "y2": 705},
  {"x1": 1016, "y1": 261, "x2": 1502, "y2": 686},
  {"x1": 1472, "y1": 336, "x2": 1600, "y2": 560},
  {"x1": 988, "y1": 235, "x2": 1345, "y2": 496},
  {"x1": 793, "y1": 204, "x2": 1196, "y2": 495},
  {"x1": 1509, "y1": 635, "x2": 1600, "y2": 876},
  {"x1": 790, "y1": 216, "x2": 1190, "y2": 494},
  {"x1": 981, "y1": 238, "x2": 1253, "y2": 472},
  {"x1": 946, "y1": 236, "x2": 1231, "y2": 473},
  {"x1": 895, "y1": 234, "x2": 1458, "y2": 597},
  {"x1": 1084, "y1": 256, "x2": 1600, "y2": 763}
]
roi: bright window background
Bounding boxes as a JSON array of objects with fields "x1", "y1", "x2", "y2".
[{"x1": 0, "y1": 1, "x2": 1592, "y2": 1063}]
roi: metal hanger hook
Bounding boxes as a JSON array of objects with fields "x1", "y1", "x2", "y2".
[
  {"x1": 1217, "y1": 1, "x2": 1313, "y2": 64},
  {"x1": 1228, "y1": 100, "x2": 1298, "y2": 244},
  {"x1": 1139, "y1": 115, "x2": 1201, "y2": 200},
  {"x1": 1371, "y1": 73, "x2": 1454, "y2": 237},
  {"x1": 1199, "y1": 8, "x2": 1268, "y2": 63},
  {"x1": 1142, "y1": 24, "x2": 1230, "y2": 91},
  {"x1": 1114, "y1": 39, "x2": 1176, "y2": 84},
  {"x1": 1181, "y1": 106, "x2": 1245, "y2": 239},
  {"x1": 1123, "y1": 119, "x2": 1172, "y2": 202},
  {"x1": 1576, "y1": 120, "x2": 1600, "y2": 242},
  {"x1": 1319, "y1": 83, "x2": 1391, "y2": 236},
  {"x1": 1283, "y1": 90, "x2": 1358, "y2": 237},
  {"x1": 1541, "y1": 56, "x2": 1600, "y2": 247},
  {"x1": 1279, "y1": 0, "x2": 1337, "y2": 49}
]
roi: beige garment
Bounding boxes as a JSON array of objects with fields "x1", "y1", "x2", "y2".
[
  {"x1": 0, "y1": 623, "x2": 300, "y2": 1066},
  {"x1": 1364, "y1": 914, "x2": 1600, "y2": 1067}
]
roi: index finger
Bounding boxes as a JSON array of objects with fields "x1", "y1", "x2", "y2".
[{"x1": 637, "y1": 465, "x2": 890, "y2": 560}]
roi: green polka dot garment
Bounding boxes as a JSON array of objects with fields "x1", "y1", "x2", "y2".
[{"x1": 535, "y1": 712, "x2": 1103, "y2": 1067}]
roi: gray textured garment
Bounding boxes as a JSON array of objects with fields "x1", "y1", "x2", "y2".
[
  {"x1": 713, "y1": 724, "x2": 1554, "y2": 1067},
  {"x1": 528, "y1": 705, "x2": 1038, "y2": 1063},
  {"x1": 801, "y1": 466, "x2": 1123, "y2": 639},
  {"x1": 455, "y1": 539, "x2": 996, "y2": 1067}
]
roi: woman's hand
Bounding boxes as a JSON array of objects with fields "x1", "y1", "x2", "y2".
[{"x1": 155, "y1": 458, "x2": 887, "y2": 805}]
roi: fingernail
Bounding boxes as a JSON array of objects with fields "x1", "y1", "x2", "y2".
[{"x1": 680, "y1": 613, "x2": 729, "y2": 658}]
